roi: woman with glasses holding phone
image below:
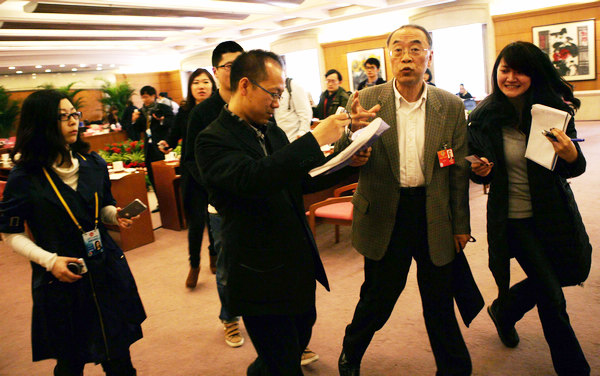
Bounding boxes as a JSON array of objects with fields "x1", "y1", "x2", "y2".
[
  {"x1": 0, "y1": 90, "x2": 146, "y2": 376},
  {"x1": 468, "y1": 42, "x2": 591, "y2": 375}
]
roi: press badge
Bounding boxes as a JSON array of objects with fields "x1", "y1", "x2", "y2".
[
  {"x1": 83, "y1": 229, "x2": 104, "y2": 257},
  {"x1": 437, "y1": 146, "x2": 455, "y2": 168}
]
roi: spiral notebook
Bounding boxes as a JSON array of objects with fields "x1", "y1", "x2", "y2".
[{"x1": 525, "y1": 104, "x2": 571, "y2": 171}]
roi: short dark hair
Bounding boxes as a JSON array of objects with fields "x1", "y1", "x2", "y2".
[
  {"x1": 12, "y1": 90, "x2": 89, "y2": 168},
  {"x1": 387, "y1": 24, "x2": 432, "y2": 49},
  {"x1": 325, "y1": 69, "x2": 342, "y2": 81},
  {"x1": 184, "y1": 68, "x2": 217, "y2": 111},
  {"x1": 491, "y1": 41, "x2": 580, "y2": 114},
  {"x1": 140, "y1": 86, "x2": 156, "y2": 96},
  {"x1": 364, "y1": 58, "x2": 380, "y2": 69},
  {"x1": 230, "y1": 49, "x2": 283, "y2": 92},
  {"x1": 212, "y1": 41, "x2": 244, "y2": 67}
]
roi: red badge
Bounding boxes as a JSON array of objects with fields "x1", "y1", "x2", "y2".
[{"x1": 437, "y1": 148, "x2": 455, "y2": 168}]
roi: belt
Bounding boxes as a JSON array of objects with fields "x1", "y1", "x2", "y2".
[{"x1": 399, "y1": 186, "x2": 425, "y2": 196}]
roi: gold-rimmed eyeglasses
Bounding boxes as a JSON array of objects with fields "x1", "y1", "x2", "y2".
[
  {"x1": 389, "y1": 46, "x2": 430, "y2": 58},
  {"x1": 58, "y1": 111, "x2": 82, "y2": 122},
  {"x1": 249, "y1": 79, "x2": 282, "y2": 102}
]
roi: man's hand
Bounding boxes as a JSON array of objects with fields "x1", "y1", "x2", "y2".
[
  {"x1": 51, "y1": 256, "x2": 83, "y2": 283},
  {"x1": 157, "y1": 140, "x2": 172, "y2": 154},
  {"x1": 131, "y1": 109, "x2": 140, "y2": 123},
  {"x1": 311, "y1": 113, "x2": 351, "y2": 146},
  {"x1": 349, "y1": 147, "x2": 372, "y2": 167},
  {"x1": 349, "y1": 92, "x2": 381, "y2": 132},
  {"x1": 471, "y1": 157, "x2": 493, "y2": 177},
  {"x1": 454, "y1": 234, "x2": 471, "y2": 253}
]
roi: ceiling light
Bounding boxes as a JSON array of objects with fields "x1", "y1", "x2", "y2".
[
  {"x1": 35, "y1": 65, "x2": 42, "y2": 68},
  {"x1": 79, "y1": 64, "x2": 87, "y2": 67},
  {"x1": 60, "y1": 64, "x2": 66, "y2": 67},
  {"x1": 16, "y1": 71, "x2": 23, "y2": 74},
  {"x1": 110, "y1": 64, "x2": 116, "y2": 68},
  {"x1": 9, "y1": 66, "x2": 15, "y2": 70},
  {"x1": 96, "y1": 67, "x2": 102, "y2": 70},
  {"x1": 97, "y1": 63, "x2": 103, "y2": 66},
  {"x1": 45, "y1": 69, "x2": 51, "y2": 72},
  {"x1": 72, "y1": 68, "x2": 78, "y2": 71}
]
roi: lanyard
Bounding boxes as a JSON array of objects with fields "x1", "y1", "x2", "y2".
[{"x1": 42, "y1": 167, "x2": 98, "y2": 233}]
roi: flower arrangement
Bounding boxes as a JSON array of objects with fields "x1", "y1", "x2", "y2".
[{"x1": 99, "y1": 140, "x2": 146, "y2": 168}]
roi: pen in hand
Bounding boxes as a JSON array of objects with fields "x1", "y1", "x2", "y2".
[{"x1": 542, "y1": 130, "x2": 584, "y2": 142}]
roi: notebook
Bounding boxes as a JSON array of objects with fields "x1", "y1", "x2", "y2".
[{"x1": 525, "y1": 104, "x2": 571, "y2": 170}]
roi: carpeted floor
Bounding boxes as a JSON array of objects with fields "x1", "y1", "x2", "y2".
[{"x1": 1, "y1": 122, "x2": 599, "y2": 375}]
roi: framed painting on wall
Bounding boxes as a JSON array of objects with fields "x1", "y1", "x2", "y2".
[
  {"x1": 346, "y1": 48, "x2": 386, "y2": 91},
  {"x1": 532, "y1": 19, "x2": 596, "y2": 81}
]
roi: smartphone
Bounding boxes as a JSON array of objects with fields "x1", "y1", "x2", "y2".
[
  {"x1": 465, "y1": 155, "x2": 488, "y2": 165},
  {"x1": 118, "y1": 199, "x2": 147, "y2": 219}
]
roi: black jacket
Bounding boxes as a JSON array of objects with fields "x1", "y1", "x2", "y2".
[
  {"x1": 0, "y1": 153, "x2": 145, "y2": 363},
  {"x1": 357, "y1": 77, "x2": 386, "y2": 91},
  {"x1": 468, "y1": 97, "x2": 591, "y2": 289},
  {"x1": 313, "y1": 87, "x2": 350, "y2": 120},
  {"x1": 196, "y1": 109, "x2": 355, "y2": 316},
  {"x1": 133, "y1": 102, "x2": 174, "y2": 149}
]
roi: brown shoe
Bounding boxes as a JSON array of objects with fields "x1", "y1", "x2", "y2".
[
  {"x1": 209, "y1": 254, "x2": 217, "y2": 274},
  {"x1": 224, "y1": 321, "x2": 244, "y2": 348},
  {"x1": 185, "y1": 267, "x2": 200, "y2": 288}
]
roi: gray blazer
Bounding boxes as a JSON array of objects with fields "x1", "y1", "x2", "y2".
[{"x1": 338, "y1": 81, "x2": 470, "y2": 266}]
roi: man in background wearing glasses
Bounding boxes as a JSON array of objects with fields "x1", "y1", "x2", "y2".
[
  {"x1": 337, "y1": 24, "x2": 473, "y2": 376},
  {"x1": 313, "y1": 69, "x2": 350, "y2": 120},
  {"x1": 196, "y1": 49, "x2": 372, "y2": 375}
]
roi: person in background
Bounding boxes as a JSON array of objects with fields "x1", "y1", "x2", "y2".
[
  {"x1": 313, "y1": 69, "x2": 350, "y2": 120},
  {"x1": 457, "y1": 84, "x2": 473, "y2": 99},
  {"x1": 131, "y1": 85, "x2": 174, "y2": 198},
  {"x1": 273, "y1": 75, "x2": 312, "y2": 142},
  {"x1": 106, "y1": 106, "x2": 121, "y2": 131},
  {"x1": 157, "y1": 91, "x2": 180, "y2": 115},
  {"x1": 357, "y1": 57, "x2": 386, "y2": 91},
  {"x1": 424, "y1": 68, "x2": 435, "y2": 86},
  {"x1": 468, "y1": 41, "x2": 591, "y2": 376},
  {"x1": 195, "y1": 49, "x2": 372, "y2": 376},
  {"x1": 121, "y1": 100, "x2": 139, "y2": 141},
  {"x1": 158, "y1": 69, "x2": 216, "y2": 290},
  {"x1": 337, "y1": 24, "x2": 473, "y2": 376},
  {"x1": 0, "y1": 89, "x2": 145, "y2": 376}
]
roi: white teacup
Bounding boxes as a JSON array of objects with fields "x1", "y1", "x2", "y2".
[{"x1": 112, "y1": 161, "x2": 124, "y2": 171}]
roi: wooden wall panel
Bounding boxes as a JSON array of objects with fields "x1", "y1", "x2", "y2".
[
  {"x1": 321, "y1": 35, "x2": 390, "y2": 91},
  {"x1": 116, "y1": 70, "x2": 183, "y2": 108},
  {"x1": 493, "y1": 2, "x2": 600, "y2": 91}
]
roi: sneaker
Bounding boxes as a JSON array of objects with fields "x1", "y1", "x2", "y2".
[
  {"x1": 301, "y1": 347, "x2": 319, "y2": 366},
  {"x1": 185, "y1": 267, "x2": 200, "y2": 288},
  {"x1": 487, "y1": 302, "x2": 519, "y2": 348},
  {"x1": 224, "y1": 321, "x2": 244, "y2": 348}
]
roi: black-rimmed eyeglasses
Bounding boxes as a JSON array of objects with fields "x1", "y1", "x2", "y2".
[
  {"x1": 249, "y1": 79, "x2": 282, "y2": 102},
  {"x1": 216, "y1": 63, "x2": 233, "y2": 71},
  {"x1": 58, "y1": 112, "x2": 82, "y2": 122}
]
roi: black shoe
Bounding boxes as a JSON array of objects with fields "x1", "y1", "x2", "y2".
[
  {"x1": 487, "y1": 304, "x2": 519, "y2": 348},
  {"x1": 151, "y1": 206, "x2": 159, "y2": 213},
  {"x1": 338, "y1": 350, "x2": 360, "y2": 376}
]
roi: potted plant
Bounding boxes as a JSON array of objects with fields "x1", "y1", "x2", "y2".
[
  {"x1": 0, "y1": 86, "x2": 20, "y2": 138},
  {"x1": 38, "y1": 82, "x2": 85, "y2": 110},
  {"x1": 97, "y1": 79, "x2": 134, "y2": 119}
]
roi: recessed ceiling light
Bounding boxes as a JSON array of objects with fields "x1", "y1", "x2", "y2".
[
  {"x1": 79, "y1": 64, "x2": 87, "y2": 67},
  {"x1": 35, "y1": 65, "x2": 42, "y2": 68},
  {"x1": 16, "y1": 71, "x2": 23, "y2": 74},
  {"x1": 72, "y1": 68, "x2": 78, "y2": 71},
  {"x1": 97, "y1": 63, "x2": 103, "y2": 66},
  {"x1": 59, "y1": 64, "x2": 66, "y2": 67},
  {"x1": 45, "y1": 69, "x2": 51, "y2": 72},
  {"x1": 8, "y1": 66, "x2": 15, "y2": 70},
  {"x1": 96, "y1": 67, "x2": 102, "y2": 70},
  {"x1": 110, "y1": 64, "x2": 116, "y2": 68}
]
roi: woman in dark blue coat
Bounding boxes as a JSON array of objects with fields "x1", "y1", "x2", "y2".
[
  {"x1": 0, "y1": 90, "x2": 146, "y2": 376},
  {"x1": 468, "y1": 42, "x2": 591, "y2": 375}
]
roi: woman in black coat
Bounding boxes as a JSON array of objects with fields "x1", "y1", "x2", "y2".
[
  {"x1": 468, "y1": 42, "x2": 591, "y2": 375},
  {"x1": 1, "y1": 90, "x2": 146, "y2": 376},
  {"x1": 157, "y1": 68, "x2": 216, "y2": 288}
]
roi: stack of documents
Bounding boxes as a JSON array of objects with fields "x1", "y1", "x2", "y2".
[
  {"x1": 525, "y1": 104, "x2": 571, "y2": 170},
  {"x1": 309, "y1": 117, "x2": 390, "y2": 177}
]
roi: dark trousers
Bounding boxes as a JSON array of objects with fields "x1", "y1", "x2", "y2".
[
  {"x1": 497, "y1": 219, "x2": 589, "y2": 376},
  {"x1": 342, "y1": 194, "x2": 471, "y2": 376},
  {"x1": 54, "y1": 353, "x2": 136, "y2": 376},
  {"x1": 243, "y1": 307, "x2": 316, "y2": 376},
  {"x1": 182, "y1": 174, "x2": 215, "y2": 268},
  {"x1": 144, "y1": 143, "x2": 164, "y2": 192}
]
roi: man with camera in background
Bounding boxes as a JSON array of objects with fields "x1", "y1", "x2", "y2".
[{"x1": 132, "y1": 85, "x2": 174, "y2": 197}]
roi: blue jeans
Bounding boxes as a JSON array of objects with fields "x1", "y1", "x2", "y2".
[{"x1": 208, "y1": 213, "x2": 238, "y2": 323}]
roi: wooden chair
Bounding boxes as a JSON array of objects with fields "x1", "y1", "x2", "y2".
[{"x1": 306, "y1": 183, "x2": 357, "y2": 243}]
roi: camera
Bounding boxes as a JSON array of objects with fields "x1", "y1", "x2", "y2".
[
  {"x1": 67, "y1": 258, "x2": 88, "y2": 275},
  {"x1": 151, "y1": 108, "x2": 165, "y2": 118}
]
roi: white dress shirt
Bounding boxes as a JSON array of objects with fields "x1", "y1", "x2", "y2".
[
  {"x1": 273, "y1": 79, "x2": 312, "y2": 142},
  {"x1": 393, "y1": 79, "x2": 428, "y2": 187}
]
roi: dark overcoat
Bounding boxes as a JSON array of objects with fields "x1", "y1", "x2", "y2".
[
  {"x1": 467, "y1": 97, "x2": 592, "y2": 292},
  {"x1": 0, "y1": 152, "x2": 146, "y2": 363}
]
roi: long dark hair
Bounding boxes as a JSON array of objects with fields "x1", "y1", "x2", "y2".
[
  {"x1": 183, "y1": 68, "x2": 216, "y2": 112},
  {"x1": 490, "y1": 41, "x2": 580, "y2": 116},
  {"x1": 12, "y1": 89, "x2": 89, "y2": 169}
]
